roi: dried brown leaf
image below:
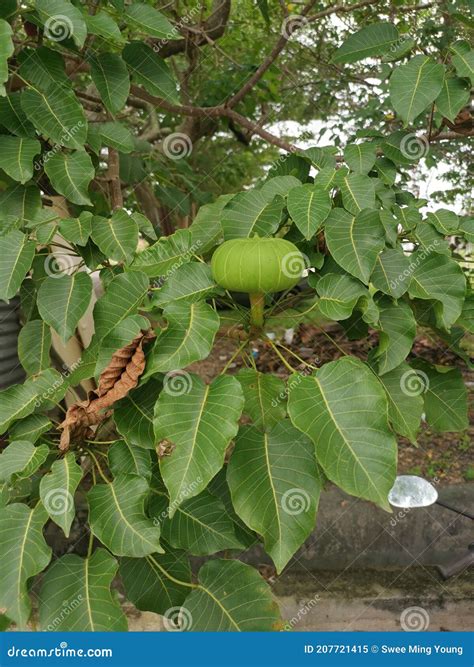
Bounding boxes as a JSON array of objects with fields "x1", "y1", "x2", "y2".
[{"x1": 58, "y1": 328, "x2": 155, "y2": 451}]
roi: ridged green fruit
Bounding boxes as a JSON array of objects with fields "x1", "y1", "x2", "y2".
[{"x1": 211, "y1": 237, "x2": 305, "y2": 294}]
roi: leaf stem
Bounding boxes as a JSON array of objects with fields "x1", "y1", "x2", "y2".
[
  {"x1": 147, "y1": 555, "x2": 197, "y2": 589},
  {"x1": 88, "y1": 450, "x2": 111, "y2": 484},
  {"x1": 266, "y1": 338, "x2": 297, "y2": 373},
  {"x1": 220, "y1": 339, "x2": 248, "y2": 374},
  {"x1": 274, "y1": 341, "x2": 317, "y2": 370}
]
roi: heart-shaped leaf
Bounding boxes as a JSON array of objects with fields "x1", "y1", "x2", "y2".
[
  {"x1": 39, "y1": 549, "x2": 127, "y2": 631},
  {"x1": 288, "y1": 357, "x2": 397, "y2": 511},
  {"x1": 227, "y1": 421, "x2": 322, "y2": 573},
  {"x1": 154, "y1": 373, "x2": 244, "y2": 512},
  {"x1": 37, "y1": 273, "x2": 92, "y2": 342}
]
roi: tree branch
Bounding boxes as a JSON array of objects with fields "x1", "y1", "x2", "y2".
[{"x1": 107, "y1": 149, "x2": 123, "y2": 211}]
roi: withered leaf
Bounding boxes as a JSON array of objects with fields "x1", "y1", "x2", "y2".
[{"x1": 58, "y1": 329, "x2": 155, "y2": 451}]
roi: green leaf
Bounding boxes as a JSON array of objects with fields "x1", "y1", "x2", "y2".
[
  {"x1": 373, "y1": 298, "x2": 416, "y2": 375},
  {"x1": 130, "y1": 229, "x2": 195, "y2": 277},
  {"x1": 389, "y1": 56, "x2": 445, "y2": 125},
  {"x1": 382, "y1": 36, "x2": 416, "y2": 62},
  {"x1": 371, "y1": 249, "x2": 411, "y2": 299},
  {"x1": 450, "y1": 40, "x2": 474, "y2": 83},
  {"x1": 426, "y1": 209, "x2": 459, "y2": 235},
  {"x1": 228, "y1": 421, "x2": 321, "y2": 573},
  {"x1": 88, "y1": 121, "x2": 135, "y2": 153},
  {"x1": 190, "y1": 196, "x2": 230, "y2": 253},
  {"x1": 0, "y1": 136, "x2": 40, "y2": 183},
  {"x1": 0, "y1": 441, "x2": 49, "y2": 483},
  {"x1": 324, "y1": 208, "x2": 385, "y2": 284},
  {"x1": 124, "y1": 3, "x2": 177, "y2": 39},
  {"x1": 18, "y1": 319, "x2": 51, "y2": 375},
  {"x1": 18, "y1": 47, "x2": 70, "y2": 92},
  {"x1": 344, "y1": 142, "x2": 377, "y2": 174},
  {"x1": 36, "y1": 0, "x2": 87, "y2": 48},
  {"x1": 412, "y1": 360, "x2": 468, "y2": 433},
  {"x1": 287, "y1": 184, "x2": 332, "y2": 239},
  {"x1": 145, "y1": 301, "x2": 219, "y2": 375},
  {"x1": 154, "y1": 489, "x2": 244, "y2": 556},
  {"x1": 0, "y1": 184, "x2": 41, "y2": 224},
  {"x1": 0, "y1": 503, "x2": 51, "y2": 627},
  {"x1": 92, "y1": 271, "x2": 149, "y2": 343},
  {"x1": 88, "y1": 475, "x2": 163, "y2": 557},
  {"x1": 151, "y1": 262, "x2": 220, "y2": 307},
  {"x1": 408, "y1": 252, "x2": 466, "y2": 329},
  {"x1": 44, "y1": 150, "x2": 94, "y2": 206},
  {"x1": 414, "y1": 222, "x2": 449, "y2": 256},
  {"x1": 313, "y1": 167, "x2": 338, "y2": 190},
  {"x1": 120, "y1": 551, "x2": 192, "y2": 615},
  {"x1": 236, "y1": 369, "x2": 287, "y2": 430},
  {"x1": 314, "y1": 272, "x2": 366, "y2": 320},
  {"x1": 0, "y1": 370, "x2": 65, "y2": 433},
  {"x1": 37, "y1": 273, "x2": 92, "y2": 342},
  {"x1": 91, "y1": 211, "x2": 138, "y2": 262},
  {"x1": 299, "y1": 147, "x2": 336, "y2": 172},
  {"x1": 221, "y1": 190, "x2": 284, "y2": 240},
  {"x1": 59, "y1": 211, "x2": 93, "y2": 246},
  {"x1": 39, "y1": 452, "x2": 82, "y2": 537},
  {"x1": 374, "y1": 157, "x2": 397, "y2": 186},
  {"x1": 21, "y1": 84, "x2": 87, "y2": 149},
  {"x1": 123, "y1": 42, "x2": 178, "y2": 103},
  {"x1": 114, "y1": 379, "x2": 162, "y2": 449},
  {"x1": 435, "y1": 76, "x2": 470, "y2": 123},
  {"x1": 332, "y1": 22, "x2": 399, "y2": 64},
  {"x1": 9, "y1": 414, "x2": 51, "y2": 444},
  {"x1": 85, "y1": 11, "x2": 122, "y2": 42},
  {"x1": 371, "y1": 361, "x2": 423, "y2": 443},
  {"x1": 39, "y1": 549, "x2": 127, "y2": 631},
  {"x1": 132, "y1": 212, "x2": 157, "y2": 240},
  {"x1": 260, "y1": 176, "x2": 301, "y2": 198},
  {"x1": 288, "y1": 357, "x2": 397, "y2": 511},
  {"x1": 154, "y1": 373, "x2": 244, "y2": 512},
  {"x1": 339, "y1": 173, "x2": 376, "y2": 214},
  {"x1": 0, "y1": 230, "x2": 35, "y2": 300},
  {"x1": 90, "y1": 53, "x2": 130, "y2": 114},
  {"x1": 109, "y1": 439, "x2": 151, "y2": 480},
  {"x1": 0, "y1": 19, "x2": 13, "y2": 96},
  {"x1": 0, "y1": 92, "x2": 36, "y2": 137},
  {"x1": 182, "y1": 559, "x2": 280, "y2": 631}
]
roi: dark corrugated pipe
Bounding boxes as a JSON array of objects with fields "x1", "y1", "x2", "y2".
[{"x1": 0, "y1": 297, "x2": 25, "y2": 390}]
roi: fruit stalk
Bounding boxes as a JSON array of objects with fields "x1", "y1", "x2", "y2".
[{"x1": 249, "y1": 292, "x2": 265, "y2": 329}]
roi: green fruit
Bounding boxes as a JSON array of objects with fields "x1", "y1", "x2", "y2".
[{"x1": 211, "y1": 237, "x2": 305, "y2": 294}]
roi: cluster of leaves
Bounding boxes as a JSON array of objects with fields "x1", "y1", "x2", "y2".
[{"x1": 0, "y1": 0, "x2": 472, "y2": 632}]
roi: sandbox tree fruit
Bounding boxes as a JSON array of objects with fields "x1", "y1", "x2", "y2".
[{"x1": 211, "y1": 237, "x2": 306, "y2": 327}]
